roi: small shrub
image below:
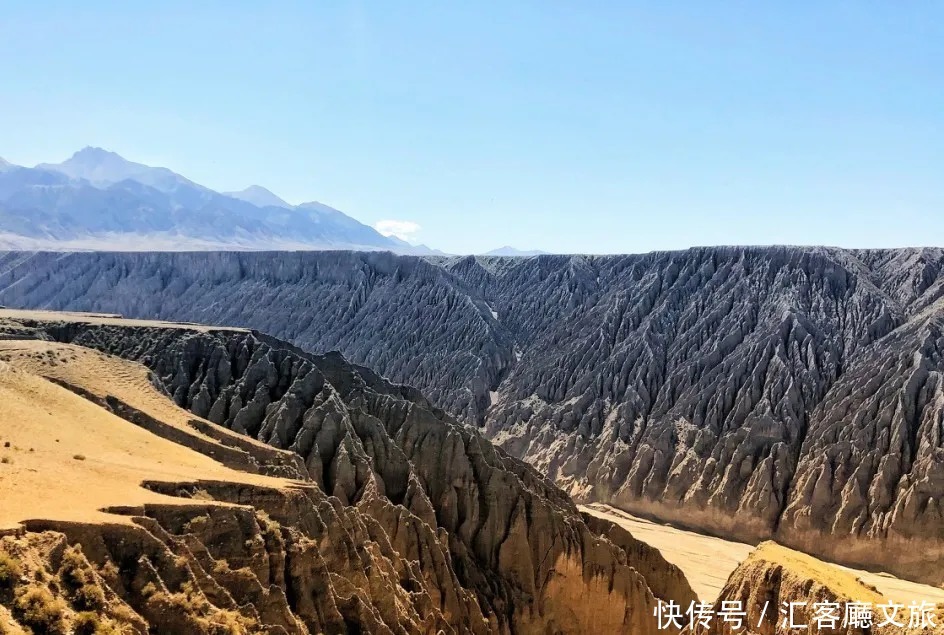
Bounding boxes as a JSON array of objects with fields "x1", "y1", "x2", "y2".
[
  {"x1": 0, "y1": 551, "x2": 22, "y2": 588},
  {"x1": 60, "y1": 546, "x2": 91, "y2": 585},
  {"x1": 72, "y1": 611, "x2": 122, "y2": 635},
  {"x1": 73, "y1": 454, "x2": 87, "y2": 461},
  {"x1": 256, "y1": 510, "x2": 281, "y2": 536},
  {"x1": 97, "y1": 559, "x2": 119, "y2": 583},
  {"x1": 73, "y1": 581, "x2": 106, "y2": 611},
  {"x1": 139, "y1": 581, "x2": 158, "y2": 597},
  {"x1": 13, "y1": 584, "x2": 68, "y2": 634},
  {"x1": 1, "y1": 457, "x2": 10, "y2": 464},
  {"x1": 169, "y1": 581, "x2": 211, "y2": 615},
  {"x1": 73, "y1": 611, "x2": 101, "y2": 635},
  {"x1": 74, "y1": 612, "x2": 124, "y2": 635},
  {"x1": 207, "y1": 609, "x2": 259, "y2": 634},
  {"x1": 184, "y1": 514, "x2": 210, "y2": 534},
  {"x1": 147, "y1": 582, "x2": 211, "y2": 616},
  {"x1": 110, "y1": 601, "x2": 139, "y2": 626}
]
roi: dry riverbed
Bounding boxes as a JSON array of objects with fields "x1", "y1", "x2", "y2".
[{"x1": 581, "y1": 503, "x2": 944, "y2": 605}]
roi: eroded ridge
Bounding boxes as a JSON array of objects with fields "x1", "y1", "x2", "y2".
[{"x1": 0, "y1": 313, "x2": 695, "y2": 633}]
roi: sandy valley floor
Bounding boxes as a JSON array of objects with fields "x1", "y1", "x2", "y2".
[{"x1": 582, "y1": 503, "x2": 944, "y2": 605}]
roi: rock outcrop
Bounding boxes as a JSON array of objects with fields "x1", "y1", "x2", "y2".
[
  {"x1": 688, "y1": 542, "x2": 943, "y2": 635},
  {"x1": 0, "y1": 310, "x2": 696, "y2": 633},
  {"x1": 2, "y1": 247, "x2": 943, "y2": 584}
]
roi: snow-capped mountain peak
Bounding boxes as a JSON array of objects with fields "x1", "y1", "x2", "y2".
[
  {"x1": 36, "y1": 146, "x2": 205, "y2": 194},
  {"x1": 224, "y1": 185, "x2": 291, "y2": 209},
  {"x1": 38, "y1": 146, "x2": 138, "y2": 182},
  {"x1": 0, "y1": 146, "x2": 441, "y2": 254}
]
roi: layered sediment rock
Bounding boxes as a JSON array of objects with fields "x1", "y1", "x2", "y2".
[
  {"x1": 2, "y1": 247, "x2": 943, "y2": 583},
  {"x1": 0, "y1": 312, "x2": 696, "y2": 633}
]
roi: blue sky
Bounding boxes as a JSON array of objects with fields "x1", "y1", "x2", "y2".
[{"x1": 1, "y1": 2, "x2": 941, "y2": 254}]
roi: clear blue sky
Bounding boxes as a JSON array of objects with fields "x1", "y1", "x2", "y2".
[{"x1": 1, "y1": 2, "x2": 941, "y2": 254}]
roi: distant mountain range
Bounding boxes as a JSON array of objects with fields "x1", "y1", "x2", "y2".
[
  {"x1": 0, "y1": 147, "x2": 437, "y2": 253},
  {"x1": 224, "y1": 184, "x2": 292, "y2": 209}
]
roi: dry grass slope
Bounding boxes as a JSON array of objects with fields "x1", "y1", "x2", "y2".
[{"x1": 0, "y1": 310, "x2": 695, "y2": 634}]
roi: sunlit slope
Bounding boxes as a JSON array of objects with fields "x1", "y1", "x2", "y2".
[{"x1": 0, "y1": 341, "x2": 298, "y2": 530}]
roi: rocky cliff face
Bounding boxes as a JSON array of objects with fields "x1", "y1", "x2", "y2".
[
  {"x1": 0, "y1": 251, "x2": 513, "y2": 422},
  {"x1": 2, "y1": 247, "x2": 943, "y2": 584},
  {"x1": 1, "y1": 311, "x2": 696, "y2": 634}
]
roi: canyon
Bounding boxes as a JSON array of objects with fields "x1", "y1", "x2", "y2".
[{"x1": 1, "y1": 247, "x2": 942, "y2": 587}]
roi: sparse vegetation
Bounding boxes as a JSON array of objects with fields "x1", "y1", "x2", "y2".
[
  {"x1": 256, "y1": 510, "x2": 280, "y2": 534},
  {"x1": 256, "y1": 511, "x2": 283, "y2": 555},
  {"x1": 60, "y1": 546, "x2": 88, "y2": 584},
  {"x1": 109, "y1": 602, "x2": 140, "y2": 629},
  {"x1": 212, "y1": 559, "x2": 230, "y2": 575},
  {"x1": 96, "y1": 559, "x2": 119, "y2": 584},
  {"x1": 139, "y1": 582, "x2": 158, "y2": 598},
  {"x1": 206, "y1": 610, "x2": 260, "y2": 634},
  {"x1": 74, "y1": 611, "x2": 124, "y2": 635},
  {"x1": 73, "y1": 579, "x2": 106, "y2": 611},
  {"x1": 175, "y1": 581, "x2": 211, "y2": 614},
  {"x1": 183, "y1": 514, "x2": 210, "y2": 534},
  {"x1": 0, "y1": 551, "x2": 22, "y2": 588},
  {"x1": 146, "y1": 581, "x2": 260, "y2": 634},
  {"x1": 60, "y1": 545, "x2": 106, "y2": 611},
  {"x1": 13, "y1": 584, "x2": 68, "y2": 635},
  {"x1": 73, "y1": 611, "x2": 101, "y2": 635},
  {"x1": 145, "y1": 587, "x2": 207, "y2": 618}
]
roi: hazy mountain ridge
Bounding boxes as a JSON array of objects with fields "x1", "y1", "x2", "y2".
[
  {"x1": 36, "y1": 146, "x2": 210, "y2": 195},
  {"x1": 2, "y1": 246, "x2": 943, "y2": 585},
  {"x1": 223, "y1": 184, "x2": 292, "y2": 208},
  {"x1": 0, "y1": 148, "x2": 436, "y2": 253}
]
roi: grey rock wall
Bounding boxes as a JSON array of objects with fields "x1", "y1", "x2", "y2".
[{"x1": 2, "y1": 246, "x2": 943, "y2": 582}]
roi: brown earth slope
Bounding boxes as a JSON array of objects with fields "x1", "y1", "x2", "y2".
[
  {"x1": 0, "y1": 310, "x2": 696, "y2": 634},
  {"x1": 688, "y1": 542, "x2": 944, "y2": 635}
]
